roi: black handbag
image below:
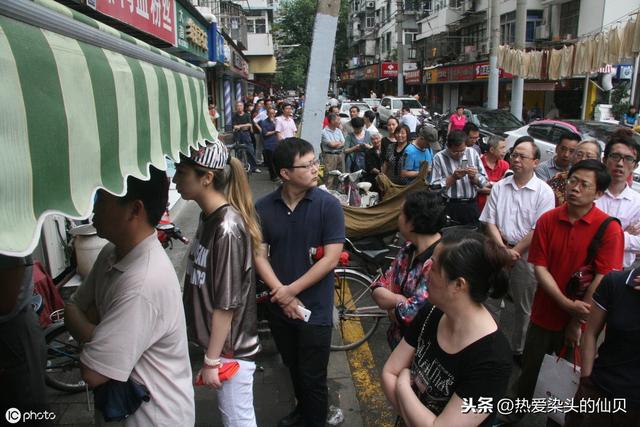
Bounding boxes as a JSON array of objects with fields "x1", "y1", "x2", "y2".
[
  {"x1": 566, "y1": 217, "x2": 619, "y2": 300},
  {"x1": 93, "y1": 378, "x2": 151, "y2": 422}
]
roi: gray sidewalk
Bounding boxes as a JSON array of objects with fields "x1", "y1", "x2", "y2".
[{"x1": 47, "y1": 170, "x2": 363, "y2": 426}]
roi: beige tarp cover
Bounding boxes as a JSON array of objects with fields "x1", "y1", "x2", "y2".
[{"x1": 344, "y1": 163, "x2": 429, "y2": 238}]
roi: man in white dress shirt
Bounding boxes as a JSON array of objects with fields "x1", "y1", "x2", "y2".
[
  {"x1": 480, "y1": 136, "x2": 555, "y2": 362},
  {"x1": 595, "y1": 131, "x2": 640, "y2": 267}
]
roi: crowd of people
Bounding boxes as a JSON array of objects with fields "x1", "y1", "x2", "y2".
[{"x1": 2, "y1": 91, "x2": 640, "y2": 427}]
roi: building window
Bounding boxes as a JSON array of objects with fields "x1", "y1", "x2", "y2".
[
  {"x1": 386, "y1": 32, "x2": 392, "y2": 52},
  {"x1": 559, "y1": 0, "x2": 580, "y2": 38},
  {"x1": 500, "y1": 11, "x2": 515, "y2": 44},
  {"x1": 247, "y1": 17, "x2": 267, "y2": 33},
  {"x1": 501, "y1": 10, "x2": 545, "y2": 44},
  {"x1": 404, "y1": 29, "x2": 417, "y2": 46},
  {"x1": 459, "y1": 22, "x2": 487, "y2": 53},
  {"x1": 366, "y1": 14, "x2": 375, "y2": 28},
  {"x1": 526, "y1": 10, "x2": 543, "y2": 42}
]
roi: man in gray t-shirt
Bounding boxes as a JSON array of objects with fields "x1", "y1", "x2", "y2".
[{"x1": 65, "y1": 168, "x2": 194, "y2": 426}]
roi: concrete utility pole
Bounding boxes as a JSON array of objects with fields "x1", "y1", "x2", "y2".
[
  {"x1": 300, "y1": 0, "x2": 341, "y2": 153},
  {"x1": 486, "y1": 0, "x2": 500, "y2": 109},
  {"x1": 510, "y1": 0, "x2": 526, "y2": 119},
  {"x1": 396, "y1": 0, "x2": 404, "y2": 96}
]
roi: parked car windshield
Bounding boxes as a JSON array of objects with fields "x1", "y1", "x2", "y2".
[
  {"x1": 401, "y1": 99, "x2": 423, "y2": 109},
  {"x1": 476, "y1": 110, "x2": 524, "y2": 129},
  {"x1": 565, "y1": 120, "x2": 640, "y2": 145}
]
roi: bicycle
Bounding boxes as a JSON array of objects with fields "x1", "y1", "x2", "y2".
[
  {"x1": 226, "y1": 130, "x2": 252, "y2": 173},
  {"x1": 330, "y1": 235, "x2": 401, "y2": 351}
]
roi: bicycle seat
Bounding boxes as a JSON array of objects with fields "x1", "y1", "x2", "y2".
[{"x1": 360, "y1": 248, "x2": 390, "y2": 263}]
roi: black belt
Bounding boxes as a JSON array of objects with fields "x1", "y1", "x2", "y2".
[
  {"x1": 447, "y1": 197, "x2": 476, "y2": 203},
  {"x1": 323, "y1": 151, "x2": 343, "y2": 155}
]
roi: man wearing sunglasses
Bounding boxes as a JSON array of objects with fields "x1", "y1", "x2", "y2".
[
  {"x1": 595, "y1": 129, "x2": 640, "y2": 267},
  {"x1": 255, "y1": 138, "x2": 345, "y2": 427}
]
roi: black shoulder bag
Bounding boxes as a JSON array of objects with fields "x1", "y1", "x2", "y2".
[{"x1": 566, "y1": 217, "x2": 620, "y2": 300}]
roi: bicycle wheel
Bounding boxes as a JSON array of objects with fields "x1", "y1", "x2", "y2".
[
  {"x1": 331, "y1": 268, "x2": 384, "y2": 351},
  {"x1": 45, "y1": 323, "x2": 86, "y2": 393}
]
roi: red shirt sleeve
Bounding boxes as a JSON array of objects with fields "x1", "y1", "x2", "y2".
[
  {"x1": 528, "y1": 213, "x2": 549, "y2": 267},
  {"x1": 594, "y1": 220, "x2": 624, "y2": 274}
]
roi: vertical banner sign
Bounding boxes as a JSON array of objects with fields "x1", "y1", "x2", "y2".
[{"x1": 88, "y1": 0, "x2": 177, "y2": 46}]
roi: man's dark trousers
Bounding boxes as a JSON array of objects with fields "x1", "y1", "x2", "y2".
[{"x1": 268, "y1": 311, "x2": 332, "y2": 427}]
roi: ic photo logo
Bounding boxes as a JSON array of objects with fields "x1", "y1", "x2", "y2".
[
  {"x1": 5, "y1": 408, "x2": 21, "y2": 424},
  {"x1": 5, "y1": 408, "x2": 56, "y2": 424}
]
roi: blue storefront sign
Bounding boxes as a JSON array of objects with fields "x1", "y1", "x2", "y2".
[{"x1": 208, "y1": 23, "x2": 225, "y2": 63}]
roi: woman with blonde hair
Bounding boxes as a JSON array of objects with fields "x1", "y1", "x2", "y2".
[{"x1": 174, "y1": 139, "x2": 262, "y2": 426}]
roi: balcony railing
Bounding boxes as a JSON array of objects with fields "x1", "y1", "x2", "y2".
[{"x1": 198, "y1": 0, "x2": 248, "y2": 48}]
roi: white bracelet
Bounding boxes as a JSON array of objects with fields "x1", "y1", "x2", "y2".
[{"x1": 204, "y1": 354, "x2": 221, "y2": 367}]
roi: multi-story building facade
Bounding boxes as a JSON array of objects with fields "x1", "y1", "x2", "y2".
[
  {"x1": 343, "y1": 0, "x2": 419, "y2": 98},
  {"x1": 346, "y1": 0, "x2": 640, "y2": 119}
]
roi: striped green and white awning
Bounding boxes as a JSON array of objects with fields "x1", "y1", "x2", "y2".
[{"x1": 0, "y1": 0, "x2": 217, "y2": 256}]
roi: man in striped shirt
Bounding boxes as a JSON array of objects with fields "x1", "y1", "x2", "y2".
[{"x1": 431, "y1": 130, "x2": 489, "y2": 225}]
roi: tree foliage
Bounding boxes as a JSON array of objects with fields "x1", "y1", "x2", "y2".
[{"x1": 273, "y1": 0, "x2": 349, "y2": 90}]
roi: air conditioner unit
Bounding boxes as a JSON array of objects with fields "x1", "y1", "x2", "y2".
[
  {"x1": 365, "y1": 1, "x2": 375, "y2": 9},
  {"x1": 462, "y1": 0, "x2": 475, "y2": 13},
  {"x1": 534, "y1": 25, "x2": 549, "y2": 40}
]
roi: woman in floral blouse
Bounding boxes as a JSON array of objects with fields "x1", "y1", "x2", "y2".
[{"x1": 372, "y1": 191, "x2": 446, "y2": 349}]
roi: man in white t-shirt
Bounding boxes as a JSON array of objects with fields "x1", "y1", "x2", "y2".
[
  {"x1": 275, "y1": 103, "x2": 298, "y2": 140},
  {"x1": 399, "y1": 106, "x2": 419, "y2": 139},
  {"x1": 65, "y1": 167, "x2": 194, "y2": 426},
  {"x1": 480, "y1": 137, "x2": 555, "y2": 362}
]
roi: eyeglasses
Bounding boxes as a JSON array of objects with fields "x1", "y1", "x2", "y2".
[
  {"x1": 290, "y1": 159, "x2": 320, "y2": 170},
  {"x1": 566, "y1": 176, "x2": 594, "y2": 190},
  {"x1": 509, "y1": 152, "x2": 533, "y2": 160},
  {"x1": 607, "y1": 153, "x2": 637, "y2": 165}
]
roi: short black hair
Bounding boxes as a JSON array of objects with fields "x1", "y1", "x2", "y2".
[
  {"x1": 351, "y1": 117, "x2": 365, "y2": 129},
  {"x1": 463, "y1": 122, "x2": 479, "y2": 134},
  {"x1": 604, "y1": 128, "x2": 640, "y2": 162},
  {"x1": 364, "y1": 110, "x2": 376, "y2": 121},
  {"x1": 568, "y1": 159, "x2": 611, "y2": 192},
  {"x1": 447, "y1": 130, "x2": 467, "y2": 147},
  {"x1": 403, "y1": 191, "x2": 446, "y2": 235},
  {"x1": 437, "y1": 229, "x2": 510, "y2": 303},
  {"x1": 120, "y1": 165, "x2": 168, "y2": 227},
  {"x1": 273, "y1": 137, "x2": 315, "y2": 178},
  {"x1": 402, "y1": 106, "x2": 411, "y2": 112},
  {"x1": 282, "y1": 103, "x2": 292, "y2": 110},
  {"x1": 349, "y1": 105, "x2": 360, "y2": 113},
  {"x1": 513, "y1": 135, "x2": 541, "y2": 160},
  {"x1": 395, "y1": 124, "x2": 411, "y2": 137},
  {"x1": 559, "y1": 132, "x2": 581, "y2": 145},
  {"x1": 327, "y1": 113, "x2": 338, "y2": 122},
  {"x1": 456, "y1": 105, "x2": 464, "y2": 110}
]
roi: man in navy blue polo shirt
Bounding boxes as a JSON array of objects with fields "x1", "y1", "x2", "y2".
[{"x1": 255, "y1": 138, "x2": 345, "y2": 427}]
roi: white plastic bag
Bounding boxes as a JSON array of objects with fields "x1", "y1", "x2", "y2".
[{"x1": 532, "y1": 349, "x2": 580, "y2": 425}]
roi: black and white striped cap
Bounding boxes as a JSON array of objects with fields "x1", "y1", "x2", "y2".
[{"x1": 189, "y1": 139, "x2": 229, "y2": 170}]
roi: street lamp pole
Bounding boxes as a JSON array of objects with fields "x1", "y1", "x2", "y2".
[{"x1": 396, "y1": 0, "x2": 404, "y2": 96}]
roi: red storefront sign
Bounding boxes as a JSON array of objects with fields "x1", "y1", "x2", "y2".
[
  {"x1": 404, "y1": 69, "x2": 421, "y2": 85},
  {"x1": 448, "y1": 64, "x2": 475, "y2": 81},
  {"x1": 381, "y1": 62, "x2": 398, "y2": 77},
  {"x1": 474, "y1": 62, "x2": 513, "y2": 79},
  {"x1": 89, "y1": 0, "x2": 177, "y2": 45}
]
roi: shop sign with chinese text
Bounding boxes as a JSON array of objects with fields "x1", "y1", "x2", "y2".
[
  {"x1": 176, "y1": 2, "x2": 208, "y2": 59},
  {"x1": 88, "y1": 0, "x2": 177, "y2": 45}
]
